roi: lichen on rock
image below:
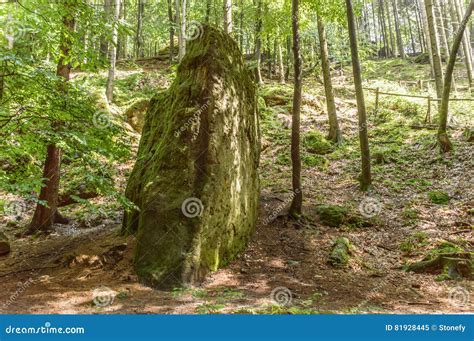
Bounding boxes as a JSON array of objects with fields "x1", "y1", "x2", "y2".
[{"x1": 122, "y1": 25, "x2": 260, "y2": 288}]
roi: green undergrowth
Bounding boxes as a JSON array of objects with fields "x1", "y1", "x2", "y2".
[{"x1": 399, "y1": 232, "x2": 429, "y2": 253}]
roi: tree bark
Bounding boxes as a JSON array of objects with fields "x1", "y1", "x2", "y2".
[
  {"x1": 405, "y1": 4, "x2": 416, "y2": 54},
  {"x1": 289, "y1": 0, "x2": 302, "y2": 217},
  {"x1": 433, "y1": 0, "x2": 450, "y2": 64},
  {"x1": 346, "y1": 0, "x2": 372, "y2": 191},
  {"x1": 414, "y1": 0, "x2": 426, "y2": 53},
  {"x1": 378, "y1": 0, "x2": 390, "y2": 57},
  {"x1": 277, "y1": 40, "x2": 285, "y2": 83},
  {"x1": 106, "y1": 0, "x2": 120, "y2": 102},
  {"x1": 454, "y1": 0, "x2": 474, "y2": 87},
  {"x1": 438, "y1": 0, "x2": 474, "y2": 152},
  {"x1": 419, "y1": 0, "x2": 435, "y2": 76},
  {"x1": 424, "y1": 0, "x2": 444, "y2": 98},
  {"x1": 254, "y1": 0, "x2": 263, "y2": 84},
  {"x1": 317, "y1": 16, "x2": 342, "y2": 144},
  {"x1": 29, "y1": 3, "x2": 75, "y2": 233},
  {"x1": 205, "y1": 0, "x2": 211, "y2": 23},
  {"x1": 136, "y1": 0, "x2": 144, "y2": 59},
  {"x1": 392, "y1": 0, "x2": 405, "y2": 58},
  {"x1": 385, "y1": 0, "x2": 396, "y2": 56},
  {"x1": 167, "y1": 0, "x2": 175, "y2": 64},
  {"x1": 223, "y1": 0, "x2": 232, "y2": 34},
  {"x1": 176, "y1": 0, "x2": 187, "y2": 61}
]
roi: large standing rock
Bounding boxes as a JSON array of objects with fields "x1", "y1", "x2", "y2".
[{"x1": 123, "y1": 25, "x2": 260, "y2": 288}]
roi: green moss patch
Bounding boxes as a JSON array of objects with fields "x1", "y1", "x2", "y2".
[
  {"x1": 316, "y1": 205, "x2": 348, "y2": 227},
  {"x1": 303, "y1": 131, "x2": 333, "y2": 155},
  {"x1": 427, "y1": 190, "x2": 450, "y2": 205},
  {"x1": 329, "y1": 237, "x2": 352, "y2": 267}
]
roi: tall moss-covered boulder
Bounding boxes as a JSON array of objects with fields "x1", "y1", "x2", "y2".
[{"x1": 123, "y1": 25, "x2": 260, "y2": 288}]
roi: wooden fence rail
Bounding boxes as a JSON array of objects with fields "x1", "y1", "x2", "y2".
[{"x1": 363, "y1": 87, "x2": 474, "y2": 123}]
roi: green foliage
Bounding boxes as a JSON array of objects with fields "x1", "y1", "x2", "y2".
[
  {"x1": 399, "y1": 232, "x2": 429, "y2": 253},
  {"x1": 302, "y1": 154, "x2": 329, "y2": 170},
  {"x1": 427, "y1": 190, "x2": 450, "y2": 205}
]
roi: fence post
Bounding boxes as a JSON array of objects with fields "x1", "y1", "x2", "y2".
[
  {"x1": 375, "y1": 87, "x2": 380, "y2": 113},
  {"x1": 425, "y1": 96, "x2": 431, "y2": 123}
]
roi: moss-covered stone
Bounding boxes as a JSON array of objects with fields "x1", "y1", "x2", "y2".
[
  {"x1": 303, "y1": 131, "x2": 333, "y2": 155},
  {"x1": 122, "y1": 25, "x2": 260, "y2": 288},
  {"x1": 124, "y1": 98, "x2": 149, "y2": 133},
  {"x1": 0, "y1": 231, "x2": 10, "y2": 256},
  {"x1": 315, "y1": 204, "x2": 348, "y2": 227},
  {"x1": 329, "y1": 237, "x2": 352, "y2": 267},
  {"x1": 427, "y1": 190, "x2": 450, "y2": 205}
]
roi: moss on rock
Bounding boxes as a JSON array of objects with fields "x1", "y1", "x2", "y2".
[
  {"x1": 122, "y1": 25, "x2": 260, "y2": 288},
  {"x1": 124, "y1": 98, "x2": 150, "y2": 133},
  {"x1": 316, "y1": 204, "x2": 348, "y2": 227},
  {"x1": 0, "y1": 231, "x2": 10, "y2": 256},
  {"x1": 303, "y1": 131, "x2": 333, "y2": 155},
  {"x1": 329, "y1": 237, "x2": 352, "y2": 267}
]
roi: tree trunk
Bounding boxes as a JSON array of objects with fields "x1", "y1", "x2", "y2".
[
  {"x1": 434, "y1": 0, "x2": 450, "y2": 62},
  {"x1": 405, "y1": 4, "x2": 416, "y2": 53},
  {"x1": 116, "y1": 0, "x2": 125, "y2": 58},
  {"x1": 385, "y1": 0, "x2": 396, "y2": 56},
  {"x1": 100, "y1": 0, "x2": 112, "y2": 58},
  {"x1": 346, "y1": 0, "x2": 372, "y2": 191},
  {"x1": 167, "y1": 0, "x2": 175, "y2": 64},
  {"x1": 254, "y1": 0, "x2": 263, "y2": 84},
  {"x1": 392, "y1": 0, "x2": 405, "y2": 58},
  {"x1": 106, "y1": 0, "x2": 120, "y2": 102},
  {"x1": 285, "y1": 35, "x2": 291, "y2": 81},
  {"x1": 317, "y1": 16, "x2": 342, "y2": 144},
  {"x1": 239, "y1": 0, "x2": 244, "y2": 49},
  {"x1": 223, "y1": 0, "x2": 232, "y2": 34},
  {"x1": 176, "y1": 0, "x2": 187, "y2": 61},
  {"x1": 438, "y1": 0, "x2": 474, "y2": 152},
  {"x1": 277, "y1": 40, "x2": 285, "y2": 83},
  {"x1": 414, "y1": 0, "x2": 426, "y2": 53},
  {"x1": 378, "y1": 0, "x2": 389, "y2": 57},
  {"x1": 289, "y1": 0, "x2": 302, "y2": 217},
  {"x1": 454, "y1": 0, "x2": 474, "y2": 87},
  {"x1": 29, "y1": 5, "x2": 74, "y2": 233},
  {"x1": 372, "y1": 0, "x2": 379, "y2": 52},
  {"x1": 419, "y1": 0, "x2": 435, "y2": 76},
  {"x1": 136, "y1": 0, "x2": 144, "y2": 59},
  {"x1": 205, "y1": 0, "x2": 211, "y2": 23},
  {"x1": 424, "y1": 0, "x2": 444, "y2": 98}
]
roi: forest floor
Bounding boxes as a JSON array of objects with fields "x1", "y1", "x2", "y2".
[{"x1": 0, "y1": 58, "x2": 472, "y2": 314}]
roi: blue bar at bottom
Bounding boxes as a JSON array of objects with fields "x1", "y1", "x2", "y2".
[{"x1": 0, "y1": 314, "x2": 472, "y2": 340}]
